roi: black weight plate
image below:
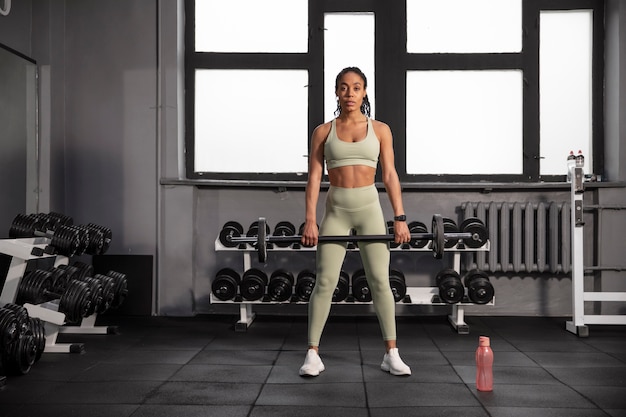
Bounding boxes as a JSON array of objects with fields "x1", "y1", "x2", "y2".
[
  {"x1": 219, "y1": 221, "x2": 243, "y2": 248},
  {"x1": 351, "y1": 269, "x2": 371, "y2": 302},
  {"x1": 431, "y1": 214, "x2": 445, "y2": 259},
  {"x1": 332, "y1": 271, "x2": 350, "y2": 302},
  {"x1": 212, "y1": 268, "x2": 240, "y2": 301},
  {"x1": 272, "y1": 221, "x2": 297, "y2": 248},
  {"x1": 464, "y1": 269, "x2": 494, "y2": 304},
  {"x1": 442, "y1": 217, "x2": 459, "y2": 248},
  {"x1": 389, "y1": 269, "x2": 407, "y2": 302},
  {"x1": 435, "y1": 268, "x2": 464, "y2": 304},
  {"x1": 295, "y1": 270, "x2": 316, "y2": 302},
  {"x1": 240, "y1": 268, "x2": 268, "y2": 301},
  {"x1": 268, "y1": 269, "x2": 294, "y2": 302},
  {"x1": 461, "y1": 218, "x2": 488, "y2": 248},
  {"x1": 408, "y1": 221, "x2": 429, "y2": 248}
]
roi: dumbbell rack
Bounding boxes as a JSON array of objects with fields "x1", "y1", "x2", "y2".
[
  {"x1": 213, "y1": 238, "x2": 492, "y2": 333},
  {"x1": 0, "y1": 238, "x2": 85, "y2": 353}
]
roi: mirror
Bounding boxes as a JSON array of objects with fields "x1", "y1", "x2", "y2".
[{"x1": 0, "y1": 43, "x2": 38, "y2": 237}]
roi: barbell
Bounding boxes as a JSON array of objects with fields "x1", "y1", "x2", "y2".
[{"x1": 225, "y1": 214, "x2": 488, "y2": 263}]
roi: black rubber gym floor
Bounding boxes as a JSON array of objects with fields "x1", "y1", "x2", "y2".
[{"x1": 1, "y1": 313, "x2": 625, "y2": 417}]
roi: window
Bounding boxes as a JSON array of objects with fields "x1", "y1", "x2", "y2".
[
  {"x1": 539, "y1": 10, "x2": 593, "y2": 176},
  {"x1": 185, "y1": 0, "x2": 604, "y2": 183}
]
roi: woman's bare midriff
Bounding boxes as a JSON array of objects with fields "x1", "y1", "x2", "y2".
[{"x1": 328, "y1": 165, "x2": 376, "y2": 188}]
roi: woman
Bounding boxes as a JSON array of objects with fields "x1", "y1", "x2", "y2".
[{"x1": 299, "y1": 67, "x2": 412, "y2": 377}]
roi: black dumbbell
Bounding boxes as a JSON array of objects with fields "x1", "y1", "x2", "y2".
[
  {"x1": 408, "y1": 221, "x2": 429, "y2": 248},
  {"x1": 351, "y1": 269, "x2": 371, "y2": 302},
  {"x1": 9, "y1": 213, "x2": 111, "y2": 256},
  {"x1": 436, "y1": 269, "x2": 464, "y2": 304},
  {"x1": 246, "y1": 220, "x2": 271, "y2": 249},
  {"x1": 389, "y1": 269, "x2": 407, "y2": 302},
  {"x1": 459, "y1": 217, "x2": 489, "y2": 248},
  {"x1": 295, "y1": 270, "x2": 316, "y2": 302},
  {"x1": 0, "y1": 304, "x2": 38, "y2": 375},
  {"x1": 333, "y1": 271, "x2": 350, "y2": 302},
  {"x1": 16, "y1": 269, "x2": 92, "y2": 323},
  {"x1": 268, "y1": 269, "x2": 294, "y2": 302},
  {"x1": 240, "y1": 268, "x2": 267, "y2": 301},
  {"x1": 212, "y1": 268, "x2": 240, "y2": 301},
  {"x1": 272, "y1": 221, "x2": 297, "y2": 248},
  {"x1": 464, "y1": 269, "x2": 494, "y2": 304},
  {"x1": 442, "y1": 218, "x2": 459, "y2": 248},
  {"x1": 219, "y1": 221, "x2": 244, "y2": 248}
]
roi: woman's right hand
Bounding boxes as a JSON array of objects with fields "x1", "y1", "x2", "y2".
[{"x1": 300, "y1": 220, "x2": 319, "y2": 247}]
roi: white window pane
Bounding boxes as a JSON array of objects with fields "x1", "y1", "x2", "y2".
[
  {"x1": 195, "y1": 0, "x2": 308, "y2": 53},
  {"x1": 194, "y1": 70, "x2": 309, "y2": 173},
  {"x1": 406, "y1": 70, "x2": 523, "y2": 175},
  {"x1": 324, "y1": 13, "x2": 375, "y2": 121},
  {"x1": 407, "y1": 0, "x2": 522, "y2": 53},
  {"x1": 540, "y1": 10, "x2": 593, "y2": 176}
]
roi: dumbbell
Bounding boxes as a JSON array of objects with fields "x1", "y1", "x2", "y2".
[
  {"x1": 351, "y1": 269, "x2": 371, "y2": 302},
  {"x1": 240, "y1": 268, "x2": 268, "y2": 301},
  {"x1": 104, "y1": 270, "x2": 129, "y2": 310},
  {"x1": 268, "y1": 269, "x2": 294, "y2": 302},
  {"x1": 272, "y1": 221, "x2": 297, "y2": 248},
  {"x1": 463, "y1": 269, "x2": 494, "y2": 304},
  {"x1": 246, "y1": 220, "x2": 271, "y2": 249},
  {"x1": 295, "y1": 270, "x2": 316, "y2": 302},
  {"x1": 9, "y1": 213, "x2": 112, "y2": 256},
  {"x1": 436, "y1": 269, "x2": 465, "y2": 304},
  {"x1": 442, "y1": 218, "x2": 459, "y2": 248},
  {"x1": 333, "y1": 271, "x2": 350, "y2": 302},
  {"x1": 59, "y1": 263, "x2": 125, "y2": 313},
  {"x1": 212, "y1": 268, "x2": 240, "y2": 301},
  {"x1": 1, "y1": 303, "x2": 46, "y2": 365},
  {"x1": 408, "y1": 221, "x2": 429, "y2": 248},
  {"x1": 218, "y1": 221, "x2": 244, "y2": 248},
  {"x1": 352, "y1": 269, "x2": 408, "y2": 303},
  {"x1": 389, "y1": 269, "x2": 407, "y2": 302},
  {"x1": 0, "y1": 304, "x2": 45, "y2": 375},
  {"x1": 16, "y1": 269, "x2": 92, "y2": 323}
]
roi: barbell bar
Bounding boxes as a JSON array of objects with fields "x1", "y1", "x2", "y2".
[{"x1": 226, "y1": 214, "x2": 488, "y2": 263}]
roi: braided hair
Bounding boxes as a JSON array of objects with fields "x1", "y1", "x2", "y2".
[{"x1": 334, "y1": 67, "x2": 371, "y2": 118}]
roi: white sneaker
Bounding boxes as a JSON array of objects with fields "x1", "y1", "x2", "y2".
[
  {"x1": 299, "y1": 349, "x2": 325, "y2": 377},
  {"x1": 381, "y1": 348, "x2": 411, "y2": 376}
]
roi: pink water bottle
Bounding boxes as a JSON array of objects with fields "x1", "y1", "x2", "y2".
[{"x1": 476, "y1": 335, "x2": 493, "y2": 391}]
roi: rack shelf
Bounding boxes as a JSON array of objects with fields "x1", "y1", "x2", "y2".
[{"x1": 214, "y1": 236, "x2": 492, "y2": 334}]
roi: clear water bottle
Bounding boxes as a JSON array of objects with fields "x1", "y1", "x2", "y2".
[
  {"x1": 566, "y1": 151, "x2": 576, "y2": 182},
  {"x1": 476, "y1": 335, "x2": 494, "y2": 392}
]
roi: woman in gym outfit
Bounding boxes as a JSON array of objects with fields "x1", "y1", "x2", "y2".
[{"x1": 299, "y1": 67, "x2": 412, "y2": 377}]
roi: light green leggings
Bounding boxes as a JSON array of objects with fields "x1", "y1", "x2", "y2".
[{"x1": 308, "y1": 184, "x2": 396, "y2": 347}]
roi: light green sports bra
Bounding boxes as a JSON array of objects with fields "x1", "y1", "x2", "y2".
[{"x1": 324, "y1": 118, "x2": 380, "y2": 170}]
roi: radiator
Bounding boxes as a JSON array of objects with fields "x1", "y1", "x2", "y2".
[{"x1": 461, "y1": 201, "x2": 571, "y2": 274}]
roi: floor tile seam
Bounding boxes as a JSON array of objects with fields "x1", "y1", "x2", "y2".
[
  {"x1": 356, "y1": 339, "x2": 373, "y2": 417},
  {"x1": 565, "y1": 384, "x2": 618, "y2": 413}
]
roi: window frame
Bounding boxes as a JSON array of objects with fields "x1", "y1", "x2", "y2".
[{"x1": 184, "y1": 0, "x2": 604, "y2": 183}]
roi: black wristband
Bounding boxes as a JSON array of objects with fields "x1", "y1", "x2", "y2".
[{"x1": 393, "y1": 214, "x2": 406, "y2": 222}]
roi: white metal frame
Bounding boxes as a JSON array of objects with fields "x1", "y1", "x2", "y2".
[{"x1": 565, "y1": 167, "x2": 626, "y2": 336}]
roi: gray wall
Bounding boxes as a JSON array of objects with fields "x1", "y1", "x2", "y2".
[{"x1": 1, "y1": 0, "x2": 625, "y2": 319}]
